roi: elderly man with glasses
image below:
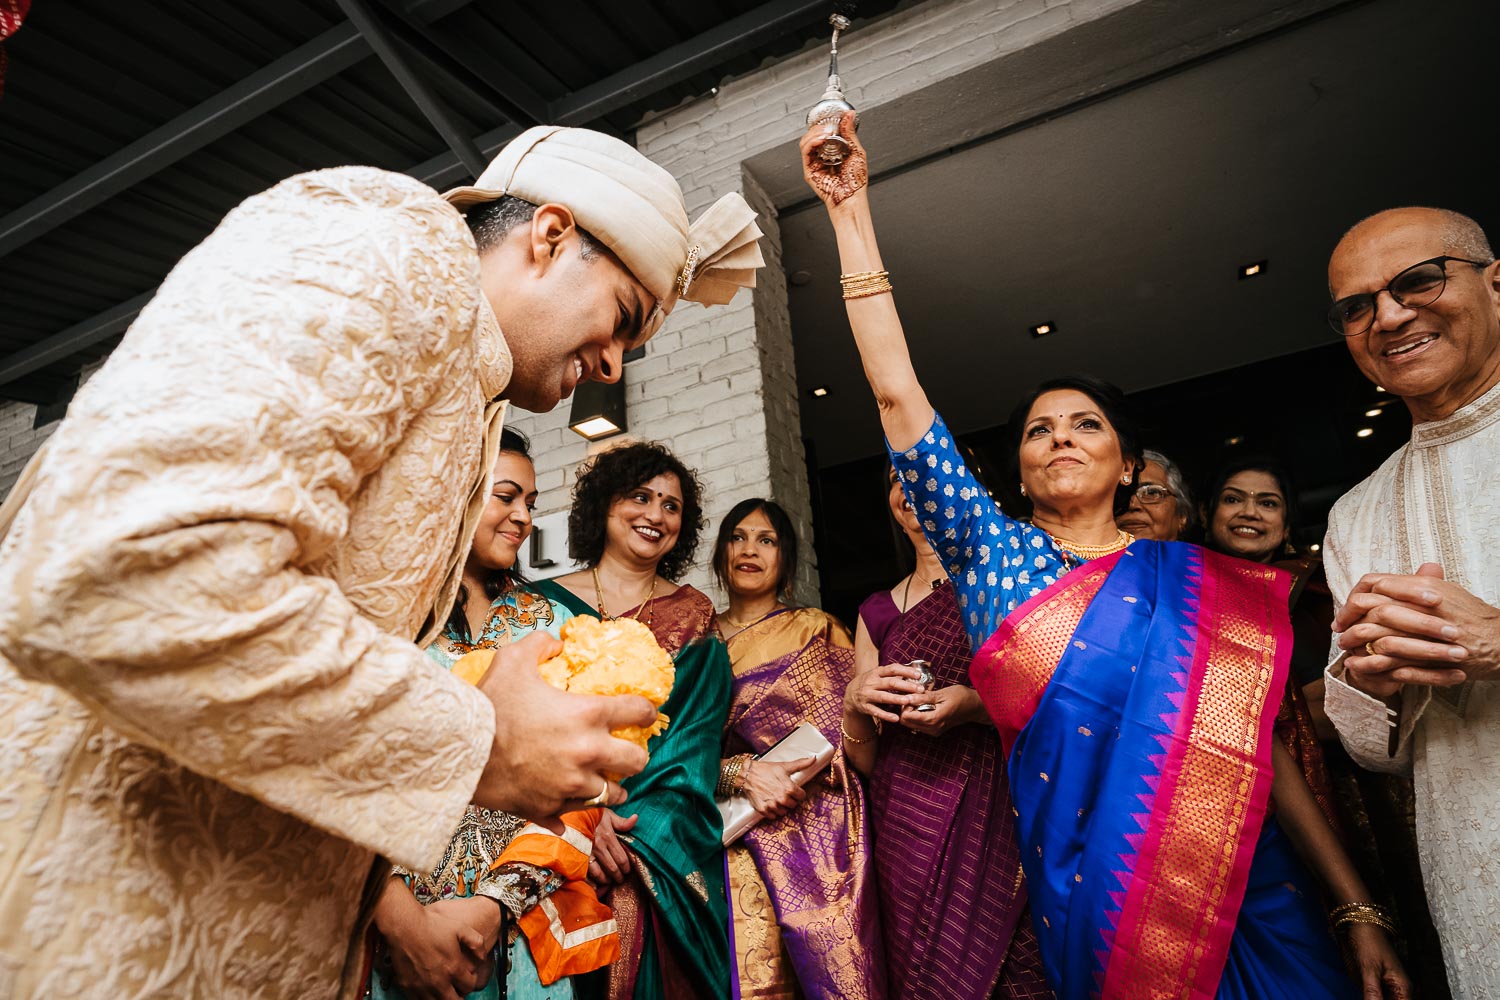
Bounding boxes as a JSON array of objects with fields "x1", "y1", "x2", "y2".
[{"x1": 1321, "y1": 207, "x2": 1500, "y2": 997}]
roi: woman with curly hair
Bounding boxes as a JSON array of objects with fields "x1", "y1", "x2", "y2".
[{"x1": 534, "y1": 442, "x2": 732, "y2": 1000}]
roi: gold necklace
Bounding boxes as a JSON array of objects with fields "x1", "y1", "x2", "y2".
[
  {"x1": 1051, "y1": 528, "x2": 1133, "y2": 562},
  {"x1": 592, "y1": 564, "x2": 656, "y2": 626},
  {"x1": 721, "y1": 604, "x2": 784, "y2": 631}
]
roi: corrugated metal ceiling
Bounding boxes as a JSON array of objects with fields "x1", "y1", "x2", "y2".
[{"x1": 0, "y1": 0, "x2": 902, "y2": 405}]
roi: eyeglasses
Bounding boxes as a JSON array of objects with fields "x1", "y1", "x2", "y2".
[
  {"x1": 1327, "y1": 255, "x2": 1490, "y2": 337},
  {"x1": 1132, "y1": 484, "x2": 1173, "y2": 505}
]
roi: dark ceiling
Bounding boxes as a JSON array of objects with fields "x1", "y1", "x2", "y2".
[{"x1": 0, "y1": 0, "x2": 901, "y2": 408}]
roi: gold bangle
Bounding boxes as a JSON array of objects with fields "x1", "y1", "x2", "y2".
[
  {"x1": 717, "y1": 754, "x2": 752, "y2": 798},
  {"x1": 840, "y1": 717, "x2": 877, "y2": 745},
  {"x1": 1329, "y1": 902, "x2": 1399, "y2": 935},
  {"x1": 839, "y1": 269, "x2": 893, "y2": 300}
]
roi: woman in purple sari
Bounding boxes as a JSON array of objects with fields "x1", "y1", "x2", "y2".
[
  {"x1": 801, "y1": 115, "x2": 1408, "y2": 998},
  {"x1": 712, "y1": 498, "x2": 884, "y2": 1000},
  {"x1": 846, "y1": 466, "x2": 1050, "y2": 998}
]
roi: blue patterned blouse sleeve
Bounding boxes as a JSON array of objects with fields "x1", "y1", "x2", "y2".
[{"x1": 887, "y1": 412, "x2": 1068, "y2": 652}]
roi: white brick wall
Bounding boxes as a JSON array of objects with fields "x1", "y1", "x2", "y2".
[
  {"x1": 0, "y1": 402, "x2": 58, "y2": 500},
  {"x1": 507, "y1": 0, "x2": 1163, "y2": 604}
]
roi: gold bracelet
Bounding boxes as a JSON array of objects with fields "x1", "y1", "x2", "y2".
[
  {"x1": 840, "y1": 269, "x2": 893, "y2": 300},
  {"x1": 717, "y1": 754, "x2": 752, "y2": 798},
  {"x1": 1329, "y1": 902, "x2": 1399, "y2": 935},
  {"x1": 840, "y1": 717, "x2": 877, "y2": 745}
]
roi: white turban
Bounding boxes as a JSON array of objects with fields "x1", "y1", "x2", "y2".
[{"x1": 444, "y1": 126, "x2": 764, "y2": 341}]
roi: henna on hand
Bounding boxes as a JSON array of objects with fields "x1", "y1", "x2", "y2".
[{"x1": 800, "y1": 111, "x2": 869, "y2": 207}]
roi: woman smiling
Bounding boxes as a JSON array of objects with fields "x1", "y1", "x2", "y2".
[
  {"x1": 535, "y1": 442, "x2": 732, "y2": 1000},
  {"x1": 803, "y1": 114, "x2": 1407, "y2": 998},
  {"x1": 711, "y1": 498, "x2": 884, "y2": 1000}
]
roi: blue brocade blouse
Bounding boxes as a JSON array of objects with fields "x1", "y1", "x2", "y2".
[{"x1": 887, "y1": 411, "x2": 1071, "y2": 653}]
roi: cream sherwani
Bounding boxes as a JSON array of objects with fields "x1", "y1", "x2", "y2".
[
  {"x1": 1323, "y1": 381, "x2": 1500, "y2": 998},
  {"x1": 0, "y1": 167, "x2": 512, "y2": 999}
]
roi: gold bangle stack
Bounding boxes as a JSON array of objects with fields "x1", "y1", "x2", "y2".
[
  {"x1": 840, "y1": 717, "x2": 878, "y2": 745},
  {"x1": 1329, "y1": 902, "x2": 1399, "y2": 935},
  {"x1": 840, "y1": 269, "x2": 892, "y2": 300},
  {"x1": 717, "y1": 753, "x2": 753, "y2": 798}
]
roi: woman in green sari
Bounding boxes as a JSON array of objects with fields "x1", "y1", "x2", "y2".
[
  {"x1": 534, "y1": 441, "x2": 732, "y2": 1000},
  {"x1": 366, "y1": 428, "x2": 599, "y2": 1000}
]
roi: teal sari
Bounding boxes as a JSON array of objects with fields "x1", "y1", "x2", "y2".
[
  {"x1": 533, "y1": 579, "x2": 732, "y2": 1000},
  {"x1": 367, "y1": 585, "x2": 581, "y2": 1000}
]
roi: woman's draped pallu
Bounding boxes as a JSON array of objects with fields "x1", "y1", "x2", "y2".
[
  {"x1": 971, "y1": 541, "x2": 1356, "y2": 1000},
  {"x1": 860, "y1": 584, "x2": 1050, "y2": 999},
  {"x1": 722, "y1": 608, "x2": 885, "y2": 1000},
  {"x1": 535, "y1": 580, "x2": 733, "y2": 1000}
]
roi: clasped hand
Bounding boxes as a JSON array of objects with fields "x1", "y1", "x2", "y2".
[{"x1": 1334, "y1": 562, "x2": 1500, "y2": 698}]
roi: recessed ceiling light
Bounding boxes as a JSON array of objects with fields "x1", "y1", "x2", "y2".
[
  {"x1": 1364, "y1": 408, "x2": 1382, "y2": 418},
  {"x1": 1238, "y1": 260, "x2": 1268, "y2": 280},
  {"x1": 810, "y1": 385, "x2": 830, "y2": 398},
  {"x1": 1030, "y1": 322, "x2": 1055, "y2": 337},
  {"x1": 1225, "y1": 435, "x2": 1245, "y2": 446},
  {"x1": 1356, "y1": 427, "x2": 1374, "y2": 438}
]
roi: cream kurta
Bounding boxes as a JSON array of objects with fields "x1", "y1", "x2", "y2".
[
  {"x1": 1322, "y1": 381, "x2": 1500, "y2": 998},
  {"x1": 0, "y1": 167, "x2": 513, "y2": 999}
]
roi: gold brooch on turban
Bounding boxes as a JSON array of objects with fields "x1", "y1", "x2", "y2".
[{"x1": 445, "y1": 126, "x2": 764, "y2": 343}]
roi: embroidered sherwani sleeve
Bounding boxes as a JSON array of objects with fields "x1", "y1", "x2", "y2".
[
  {"x1": 0, "y1": 169, "x2": 494, "y2": 870},
  {"x1": 1320, "y1": 513, "x2": 1428, "y2": 775}
]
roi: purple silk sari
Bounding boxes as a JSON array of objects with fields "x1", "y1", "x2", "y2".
[
  {"x1": 860, "y1": 583, "x2": 1051, "y2": 999},
  {"x1": 724, "y1": 608, "x2": 886, "y2": 1000}
]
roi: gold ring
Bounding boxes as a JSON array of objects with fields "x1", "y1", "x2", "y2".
[
  {"x1": 583, "y1": 778, "x2": 609, "y2": 808},
  {"x1": 1364, "y1": 640, "x2": 1377, "y2": 657}
]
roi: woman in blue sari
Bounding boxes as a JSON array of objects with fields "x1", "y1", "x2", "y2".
[{"x1": 800, "y1": 116, "x2": 1409, "y2": 998}]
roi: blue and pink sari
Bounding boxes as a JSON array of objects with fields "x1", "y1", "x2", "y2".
[{"x1": 971, "y1": 540, "x2": 1356, "y2": 1000}]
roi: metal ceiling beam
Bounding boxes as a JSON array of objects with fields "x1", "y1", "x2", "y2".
[
  {"x1": 0, "y1": 292, "x2": 152, "y2": 387},
  {"x1": 335, "y1": 0, "x2": 487, "y2": 179},
  {"x1": 0, "y1": 25, "x2": 367, "y2": 261},
  {"x1": 551, "y1": 0, "x2": 829, "y2": 125},
  {"x1": 0, "y1": 0, "x2": 485, "y2": 263},
  {"x1": 370, "y1": 0, "x2": 547, "y2": 125}
]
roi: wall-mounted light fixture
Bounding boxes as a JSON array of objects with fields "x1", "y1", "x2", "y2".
[
  {"x1": 1238, "y1": 260, "x2": 1268, "y2": 279},
  {"x1": 1029, "y1": 321, "x2": 1055, "y2": 337},
  {"x1": 569, "y1": 376, "x2": 628, "y2": 441},
  {"x1": 810, "y1": 385, "x2": 830, "y2": 398}
]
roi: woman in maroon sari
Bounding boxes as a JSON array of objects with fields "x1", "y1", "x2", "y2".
[{"x1": 843, "y1": 467, "x2": 1051, "y2": 999}]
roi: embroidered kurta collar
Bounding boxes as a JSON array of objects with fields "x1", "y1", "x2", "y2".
[
  {"x1": 1411, "y1": 378, "x2": 1500, "y2": 450},
  {"x1": 475, "y1": 295, "x2": 513, "y2": 403}
]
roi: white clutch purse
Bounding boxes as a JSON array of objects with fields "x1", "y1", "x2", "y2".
[{"x1": 717, "y1": 721, "x2": 836, "y2": 846}]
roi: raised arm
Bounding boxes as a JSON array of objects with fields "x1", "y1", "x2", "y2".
[{"x1": 801, "y1": 113, "x2": 933, "y2": 451}]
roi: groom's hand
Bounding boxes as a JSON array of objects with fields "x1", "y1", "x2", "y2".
[{"x1": 472, "y1": 631, "x2": 656, "y2": 819}]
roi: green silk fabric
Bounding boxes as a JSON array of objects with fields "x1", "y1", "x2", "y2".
[{"x1": 532, "y1": 580, "x2": 731, "y2": 998}]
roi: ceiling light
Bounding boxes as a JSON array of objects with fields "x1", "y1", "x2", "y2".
[
  {"x1": 1365, "y1": 408, "x2": 1382, "y2": 418},
  {"x1": 1225, "y1": 435, "x2": 1244, "y2": 446},
  {"x1": 1030, "y1": 322, "x2": 1055, "y2": 337},
  {"x1": 569, "y1": 378, "x2": 628, "y2": 441},
  {"x1": 810, "y1": 385, "x2": 830, "y2": 398},
  {"x1": 1356, "y1": 427, "x2": 1374, "y2": 438},
  {"x1": 1237, "y1": 260, "x2": 1268, "y2": 280},
  {"x1": 1309, "y1": 543, "x2": 1321, "y2": 553},
  {"x1": 1375, "y1": 385, "x2": 1386, "y2": 392}
]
